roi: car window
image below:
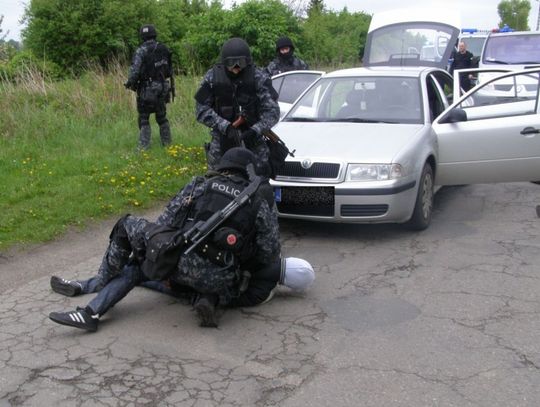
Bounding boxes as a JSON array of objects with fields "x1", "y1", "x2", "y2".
[
  {"x1": 431, "y1": 71, "x2": 454, "y2": 104},
  {"x1": 482, "y1": 33, "x2": 540, "y2": 66},
  {"x1": 458, "y1": 70, "x2": 540, "y2": 120},
  {"x1": 285, "y1": 76, "x2": 423, "y2": 124},
  {"x1": 272, "y1": 76, "x2": 284, "y2": 95},
  {"x1": 274, "y1": 72, "x2": 323, "y2": 104},
  {"x1": 365, "y1": 22, "x2": 457, "y2": 69}
]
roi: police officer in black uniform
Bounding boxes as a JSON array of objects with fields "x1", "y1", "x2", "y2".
[
  {"x1": 125, "y1": 24, "x2": 173, "y2": 149},
  {"x1": 265, "y1": 36, "x2": 309, "y2": 76},
  {"x1": 195, "y1": 38, "x2": 280, "y2": 170},
  {"x1": 48, "y1": 148, "x2": 288, "y2": 330}
]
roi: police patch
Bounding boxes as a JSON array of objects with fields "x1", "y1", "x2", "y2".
[{"x1": 211, "y1": 181, "x2": 241, "y2": 198}]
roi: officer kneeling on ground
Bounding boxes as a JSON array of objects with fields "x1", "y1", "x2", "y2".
[{"x1": 49, "y1": 148, "x2": 314, "y2": 331}]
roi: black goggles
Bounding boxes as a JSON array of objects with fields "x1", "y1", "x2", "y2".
[{"x1": 224, "y1": 56, "x2": 249, "y2": 70}]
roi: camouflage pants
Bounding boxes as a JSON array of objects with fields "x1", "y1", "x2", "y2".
[
  {"x1": 206, "y1": 130, "x2": 269, "y2": 170},
  {"x1": 94, "y1": 215, "x2": 150, "y2": 291}
]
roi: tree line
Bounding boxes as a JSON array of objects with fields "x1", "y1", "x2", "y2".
[
  {"x1": 1, "y1": 0, "x2": 371, "y2": 79},
  {"x1": 1, "y1": 0, "x2": 533, "y2": 81}
]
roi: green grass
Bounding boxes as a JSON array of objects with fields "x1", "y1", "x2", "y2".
[{"x1": 0, "y1": 64, "x2": 209, "y2": 252}]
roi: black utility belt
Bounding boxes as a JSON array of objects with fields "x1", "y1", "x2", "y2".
[{"x1": 195, "y1": 242, "x2": 234, "y2": 268}]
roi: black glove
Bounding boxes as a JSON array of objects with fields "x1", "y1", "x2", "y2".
[
  {"x1": 241, "y1": 128, "x2": 257, "y2": 141},
  {"x1": 226, "y1": 125, "x2": 242, "y2": 145}
]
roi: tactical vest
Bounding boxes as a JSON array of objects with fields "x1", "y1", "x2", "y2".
[
  {"x1": 187, "y1": 174, "x2": 260, "y2": 262},
  {"x1": 212, "y1": 64, "x2": 259, "y2": 125},
  {"x1": 141, "y1": 41, "x2": 171, "y2": 82}
]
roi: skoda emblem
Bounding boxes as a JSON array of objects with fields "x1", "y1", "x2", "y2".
[{"x1": 301, "y1": 159, "x2": 313, "y2": 169}]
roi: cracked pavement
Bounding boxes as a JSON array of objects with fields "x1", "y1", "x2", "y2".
[{"x1": 1, "y1": 182, "x2": 539, "y2": 406}]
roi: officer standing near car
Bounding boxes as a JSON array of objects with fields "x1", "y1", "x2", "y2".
[
  {"x1": 265, "y1": 36, "x2": 309, "y2": 76},
  {"x1": 194, "y1": 37, "x2": 280, "y2": 170},
  {"x1": 48, "y1": 148, "x2": 296, "y2": 330},
  {"x1": 124, "y1": 24, "x2": 174, "y2": 150},
  {"x1": 449, "y1": 41, "x2": 474, "y2": 92}
]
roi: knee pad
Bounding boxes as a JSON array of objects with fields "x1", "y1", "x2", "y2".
[{"x1": 109, "y1": 214, "x2": 131, "y2": 250}]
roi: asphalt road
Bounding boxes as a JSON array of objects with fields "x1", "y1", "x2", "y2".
[{"x1": 1, "y1": 182, "x2": 539, "y2": 406}]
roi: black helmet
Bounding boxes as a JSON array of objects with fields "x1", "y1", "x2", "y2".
[
  {"x1": 140, "y1": 24, "x2": 157, "y2": 41},
  {"x1": 215, "y1": 147, "x2": 258, "y2": 176},
  {"x1": 220, "y1": 38, "x2": 252, "y2": 71},
  {"x1": 276, "y1": 36, "x2": 294, "y2": 52}
]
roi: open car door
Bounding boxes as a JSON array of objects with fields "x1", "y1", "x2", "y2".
[{"x1": 434, "y1": 68, "x2": 540, "y2": 185}]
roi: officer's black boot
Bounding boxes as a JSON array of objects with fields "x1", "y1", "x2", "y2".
[
  {"x1": 536, "y1": 205, "x2": 540, "y2": 217},
  {"x1": 159, "y1": 121, "x2": 172, "y2": 146},
  {"x1": 138, "y1": 125, "x2": 151, "y2": 150},
  {"x1": 193, "y1": 293, "x2": 219, "y2": 328}
]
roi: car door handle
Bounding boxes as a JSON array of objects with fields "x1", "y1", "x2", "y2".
[{"x1": 520, "y1": 127, "x2": 540, "y2": 135}]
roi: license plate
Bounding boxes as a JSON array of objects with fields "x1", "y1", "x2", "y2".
[{"x1": 277, "y1": 186, "x2": 334, "y2": 206}]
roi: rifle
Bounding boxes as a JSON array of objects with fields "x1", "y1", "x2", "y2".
[
  {"x1": 183, "y1": 164, "x2": 261, "y2": 255},
  {"x1": 232, "y1": 115, "x2": 295, "y2": 158},
  {"x1": 170, "y1": 74, "x2": 176, "y2": 102}
]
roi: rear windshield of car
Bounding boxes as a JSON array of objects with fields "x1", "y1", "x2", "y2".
[{"x1": 482, "y1": 34, "x2": 540, "y2": 65}]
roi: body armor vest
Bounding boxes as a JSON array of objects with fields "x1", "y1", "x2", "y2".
[
  {"x1": 188, "y1": 174, "x2": 260, "y2": 262},
  {"x1": 141, "y1": 41, "x2": 171, "y2": 82},
  {"x1": 212, "y1": 64, "x2": 258, "y2": 126}
]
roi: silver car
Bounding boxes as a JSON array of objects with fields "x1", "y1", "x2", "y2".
[{"x1": 270, "y1": 9, "x2": 540, "y2": 230}]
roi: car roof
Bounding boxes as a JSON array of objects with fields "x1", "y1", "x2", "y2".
[{"x1": 488, "y1": 30, "x2": 540, "y2": 38}]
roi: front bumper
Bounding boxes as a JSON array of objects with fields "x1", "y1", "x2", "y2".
[{"x1": 272, "y1": 179, "x2": 418, "y2": 224}]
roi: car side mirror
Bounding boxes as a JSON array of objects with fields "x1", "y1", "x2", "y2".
[{"x1": 439, "y1": 107, "x2": 467, "y2": 124}]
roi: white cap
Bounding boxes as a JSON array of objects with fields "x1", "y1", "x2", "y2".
[{"x1": 280, "y1": 257, "x2": 315, "y2": 292}]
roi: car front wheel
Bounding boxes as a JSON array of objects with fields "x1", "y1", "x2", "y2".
[{"x1": 405, "y1": 164, "x2": 434, "y2": 231}]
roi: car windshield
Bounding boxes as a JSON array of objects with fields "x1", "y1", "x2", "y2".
[
  {"x1": 283, "y1": 76, "x2": 423, "y2": 124},
  {"x1": 482, "y1": 34, "x2": 540, "y2": 65}
]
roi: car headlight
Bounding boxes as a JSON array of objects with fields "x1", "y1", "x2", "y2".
[{"x1": 346, "y1": 164, "x2": 404, "y2": 181}]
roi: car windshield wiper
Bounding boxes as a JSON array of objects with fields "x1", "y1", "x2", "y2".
[{"x1": 283, "y1": 117, "x2": 319, "y2": 122}]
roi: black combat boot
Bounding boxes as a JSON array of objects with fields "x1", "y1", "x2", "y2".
[
  {"x1": 159, "y1": 122, "x2": 172, "y2": 146},
  {"x1": 193, "y1": 294, "x2": 219, "y2": 328},
  {"x1": 50, "y1": 276, "x2": 82, "y2": 297},
  {"x1": 138, "y1": 125, "x2": 151, "y2": 150}
]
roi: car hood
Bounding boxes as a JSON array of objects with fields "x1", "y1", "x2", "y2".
[{"x1": 273, "y1": 122, "x2": 425, "y2": 163}]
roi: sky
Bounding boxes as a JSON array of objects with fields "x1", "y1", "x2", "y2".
[{"x1": 2, "y1": 0, "x2": 539, "y2": 42}]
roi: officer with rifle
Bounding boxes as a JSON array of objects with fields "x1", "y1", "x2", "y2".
[
  {"x1": 49, "y1": 148, "x2": 314, "y2": 330},
  {"x1": 124, "y1": 24, "x2": 174, "y2": 150},
  {"x1": 195, "y1": 37, "x2": 280, "y2": 172}
]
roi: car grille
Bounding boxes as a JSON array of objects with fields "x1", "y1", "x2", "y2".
[
  {"x1": 277, "y1": 161, "x2": 341, "y2": 179},
  {"x1": 340, "y1": 204, "x2": 388, "y2": 217}
]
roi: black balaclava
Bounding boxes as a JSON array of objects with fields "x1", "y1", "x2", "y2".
[{"x1": 275, "y1": 36, "x2": 294, "y2": 63}]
